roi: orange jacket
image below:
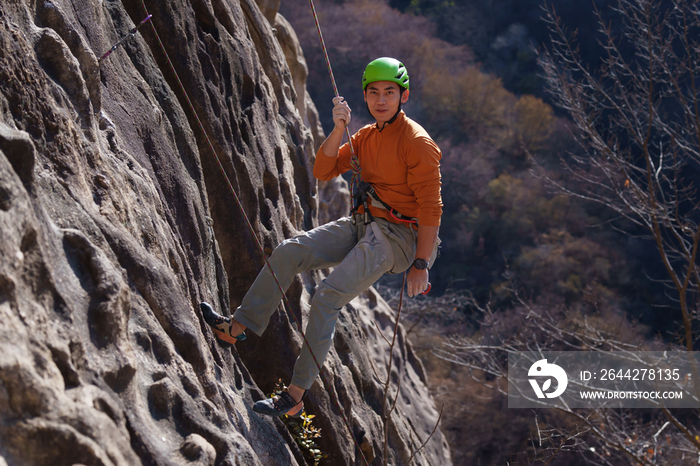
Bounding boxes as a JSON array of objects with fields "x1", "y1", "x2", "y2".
[{"x1": 314, "y1": 111, "x2": 442, "y2": 227}]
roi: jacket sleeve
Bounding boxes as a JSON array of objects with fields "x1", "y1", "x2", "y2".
[
  {"x1": 313, "y1": 139, "x2": 355, "y2": 181},
  {"x1": 404, "y1": 136, "x2": 443, "y2": 227}
]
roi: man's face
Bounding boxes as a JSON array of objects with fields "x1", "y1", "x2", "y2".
[{"x1": 363, "y1": 81, "x2": 410, "y2": 125}]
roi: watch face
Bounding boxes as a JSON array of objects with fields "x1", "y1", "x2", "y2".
[{"x1": 413, "y1": 259, "x2": 428, "y2": 270}]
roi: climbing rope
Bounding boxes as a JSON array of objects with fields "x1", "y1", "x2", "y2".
[
  {"x1": 306, "y1": 0, "x2": 363, "y2": 195},
  {"x1": 98, "y1": 14, "x2": 152, "y2": 63},
  {"x1": 133, "y1": 2, "x2": 371, "y2": 465}
]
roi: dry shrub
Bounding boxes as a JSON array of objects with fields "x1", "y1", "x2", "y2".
[{"x1": 385, "y1": 288, "x2": 641, "y2": 466}]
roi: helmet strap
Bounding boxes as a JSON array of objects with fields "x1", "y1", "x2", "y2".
[{"x1": 380, "y1": 105, "x2": 402, "y2": 131}]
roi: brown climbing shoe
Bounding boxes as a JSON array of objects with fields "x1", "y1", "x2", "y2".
[{"x1": 200, "y1": 302, "x2": 246, "y2": 345}]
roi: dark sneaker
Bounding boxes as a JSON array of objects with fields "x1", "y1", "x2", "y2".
[
  {"x1": 200, "y1": 302, "x2": 247, "y2": 345},
  {"x1": 253, "y1": 388, "x2": 305, "y2": 418}
]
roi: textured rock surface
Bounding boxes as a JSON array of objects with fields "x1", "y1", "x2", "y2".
[
  {"x1": 271, "y1": 10, "x2": 349, "y2": 225},
  {"x1": 0, "y1": 0, "x2": 450, "y2": 465}
]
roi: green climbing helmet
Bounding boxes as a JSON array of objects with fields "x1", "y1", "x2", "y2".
[{"x1": 362, "y1": 57, "x2": 409, "y2": 91}]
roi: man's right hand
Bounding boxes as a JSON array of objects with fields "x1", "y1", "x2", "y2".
[
  {"x1": 332, "y1": 96, "x2": 351, "y2": 130},
  {"x1": 321, "y1": 96, "x2": 352, "y2": 158}
]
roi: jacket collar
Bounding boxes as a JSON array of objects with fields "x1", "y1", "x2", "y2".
[{"x1": 374, "y1": 110, "x2": 405, "y2": 135}]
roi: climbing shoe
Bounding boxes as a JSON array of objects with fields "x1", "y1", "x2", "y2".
[
  {"x1": 253, "y1": 388, "x2": 305, "y2": 418},
  {"x1": 200, "y1": 302, "x2": 247, "y2": 345}
]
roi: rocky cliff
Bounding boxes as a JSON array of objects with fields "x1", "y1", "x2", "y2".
[{"x1": 0, "y1": 0, "x2": 449, "y2": 465}]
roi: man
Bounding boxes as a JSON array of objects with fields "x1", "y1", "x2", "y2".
[{"x1": 201, "y1": 57, "x2": 442, "y2": 417}]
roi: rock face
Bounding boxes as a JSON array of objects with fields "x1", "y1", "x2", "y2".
[{"x1": 0, "y1": 1, "x2": 451, "y2": 465}]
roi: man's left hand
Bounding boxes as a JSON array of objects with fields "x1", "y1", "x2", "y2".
[{"x1": 407, "y1": 266, "x2": 429, "y2": 297}]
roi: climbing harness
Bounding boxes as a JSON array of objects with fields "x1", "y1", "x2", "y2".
[
  {"x1": 351, "y1": 181, "x2": 374, "y2": 226},
  {"x1": 98, "y1": 14, "x2": 152, "y2": 63},
  {"x1": 352, "y1": 181, "x2": 418, "y2": 226},
  {"x1": 350, "y1": 181, "x2": 432, "y2": 296},
  {"x1": 133, "y1": 2, "x2": 371, "y2": 464}
]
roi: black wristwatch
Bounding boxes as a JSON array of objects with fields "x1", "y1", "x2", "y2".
[{"x1": 412, "y1": 258, "x2": 429, "y2": 270}]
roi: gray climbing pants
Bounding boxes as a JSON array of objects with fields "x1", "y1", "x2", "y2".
[{"x1": 233, "y1": 216, "x2": 417, "y2": 390}]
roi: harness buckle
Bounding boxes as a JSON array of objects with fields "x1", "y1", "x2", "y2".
[{"x1": 363, "y1": 201, "x2": 372, "y2": 225}]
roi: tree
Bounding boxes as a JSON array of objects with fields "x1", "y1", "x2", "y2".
[
  {"x1": 539, "y1": 0, "x2": 700, "y2": 352},
  {"x1": 434, "y1": 1, "x2": 700, "y2": 464}
]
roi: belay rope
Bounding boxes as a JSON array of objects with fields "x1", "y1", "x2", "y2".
[
  {"x1": 98, "y1": 14, "x2": 152, "y2": 62},
  {"x1": 306, "y1": 0, "x2": 363, "y2": 195},
  {"x1": 132, "y1": 1, "x2": 371, "y2": 464}
]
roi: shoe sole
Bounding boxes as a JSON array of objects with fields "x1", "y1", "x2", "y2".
[
  {"x1": 211, "y1": 327, "x2": 239, "y2": 345},
  {"x1": 253, "y1": 404, "x2": 305, "y2": 418}
]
